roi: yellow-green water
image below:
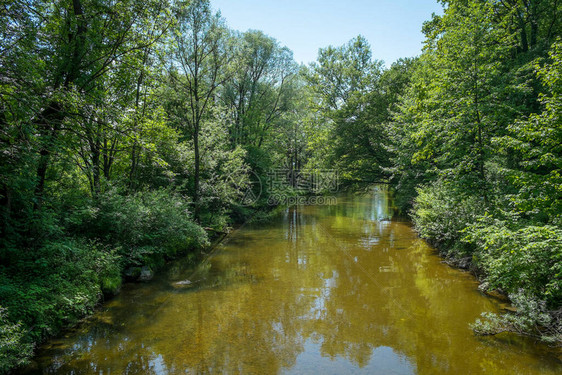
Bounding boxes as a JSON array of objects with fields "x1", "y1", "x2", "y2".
[{"x1": 25, "y1": 188, "x2": 561, "y2": 374}]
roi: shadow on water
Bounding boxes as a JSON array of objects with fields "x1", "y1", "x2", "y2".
[{"x1": 22, "y1": 186, "x2": 562, "y2": 374}]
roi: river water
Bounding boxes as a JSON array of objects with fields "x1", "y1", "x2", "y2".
[{"x1": 26, "y1": 187, "x2": 561, "y2": 374}]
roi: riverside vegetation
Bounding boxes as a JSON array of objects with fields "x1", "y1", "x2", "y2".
[{"x1": 1, "y1": 0, "x2": 561, "y2": 372}]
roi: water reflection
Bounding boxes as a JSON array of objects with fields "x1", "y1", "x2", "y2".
[{"x1": 26, "y1": 187, "x2": 561, "y2": 374}]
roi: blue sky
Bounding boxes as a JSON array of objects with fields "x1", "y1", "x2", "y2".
[{"x1": 211, "y1": 0, "x2": 444, "y2": 67}]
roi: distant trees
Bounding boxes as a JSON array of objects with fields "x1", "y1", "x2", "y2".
[
  {"x1": 222, "y1": 30, "x2": 298, "y2": 149},
  {"x1": 303, "y1": 36, "x2": 410, "y2": 183}
]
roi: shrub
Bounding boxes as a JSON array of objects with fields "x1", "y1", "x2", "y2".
[
  {"x1": 471, "y1": 291, "x2": 561, "y2": 343},
  {"x1": 70, "y1": 189, "x2": 209, "y2": 269},
  {"x1": 0, "y1": 307, "x2": 33, "y2": 374},
  {"x1": 0, "y1": 239, "x2": 121, "y2": 370},
  {"x1": 0, "y1": 240, "x2": 120, "y2": 338},
  {"x1": 464, "y1": 220, "x2": 562, "y2": 308},
  {"x1": 411, "y1": 180, "x2": 485, "y2": 254}
]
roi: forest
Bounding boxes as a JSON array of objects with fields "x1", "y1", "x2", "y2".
[{"x1": 0, "y1": 0, "x2": 561, "y2": 372}]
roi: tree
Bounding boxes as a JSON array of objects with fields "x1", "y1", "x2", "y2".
[
  {"x1": 304, "y1": 36, "x2": 390, "y2": 183},
  {"x1": 222, "y1": 30, "x2": 298, "y2": 149},
  {"x1": 166, "y1": 0, "x2": 231, "y2": 215},
  {"x1": 499, "y1": 41, "x2": 562, "y2": 224},
  {"x1": 397, "y1": 1, "x2": 516, "y2": 196}
]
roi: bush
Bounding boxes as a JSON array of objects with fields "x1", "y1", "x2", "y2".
[
  {"x1": 411, "y1": 180, "x2": 485, "y2": 254},
  {"x1": 71, "y1": 189, "x2": 209, "y2": 269},
  {"x1": 0, "y1": 240, "x2": 120, "y2": 338},
  {"x1": 464, "y1": 220, "x2": 562, "y2": 308},
  {"x1": 471, "y1": 291, "x2": 561, "y2": 343},
  {"x1": 0, "y1": 239, "x2": 121, "y2": 370},
  {"x1": 0, "y1": 307, "x2": 33, "y2": 374}
]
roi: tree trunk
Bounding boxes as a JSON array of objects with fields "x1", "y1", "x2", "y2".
[
  {"x1": 128, "y1": 143, "x2": 138, "y2": 190},
  {"x1": 34, "y1": 102, "x2": 63, "y2": 209},
  {"x1": 193, "y1": 126, "x2": 200, "y2": 220},
  {"x1": 102, "y1": 135, "x2": 117, "y2": 180},
  {"x1": 34, "y1": 0, "x2": 86, "y2": 209},
  {"x1": 91, "y1": 144, "x2": 100, "y2": 197}
]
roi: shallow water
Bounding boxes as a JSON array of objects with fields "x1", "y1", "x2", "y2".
[{"x1": 26, "y1": 188, "x2": 561, "y2": 374}]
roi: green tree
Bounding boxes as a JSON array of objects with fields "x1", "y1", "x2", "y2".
[
  {"x1": 223, "y1": 30, "x2": 298, "y2": 149},
  {"x1": 305, "y1": 36, "x2": 392, "y2": 183},
  {"x1": 396, "y1": 1, "x2": 516, "y2": 197},
  {"x1": 499, "y1": 41, "x2": 562, "y2": 224},
  {"x1": 166, "y1": 0, "x2": 231, "y2": 215}
]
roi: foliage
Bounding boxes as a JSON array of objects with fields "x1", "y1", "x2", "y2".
[
  {"x1": 471, "y1": 291, "x2": 561, "y2": 344},
  {"x1": 165, "y1": 0, "x2": 232, "y2": 211},
  {"x1": 412, "y1": 180, "x2": 485, "y2": 253},
  {"x1": 0, "y1": 238, "x2": 120, "y2": 370},
  {"x1": 496, "y1": 41, "x2": 562, "y2": 225},
  {"x1": 72, "y1": 189, "x2": 209, "y2": 268},
  {"x1": 222, "y1": 30, "x2": 298, "y2": 149},
  {"x1": 0, "y1": 307, "x2": 33, "y2": 374},
  {"x1": 303, "y1": 36, "x2": 394, "y2": 184},
  {"x1": 464, "y1": 220, "x2": 562, "y2": 307}
]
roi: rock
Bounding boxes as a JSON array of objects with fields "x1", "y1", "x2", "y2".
[
  {"x1": 124, "y1": 266, "x2": 154, "y2": 282},
  {"x1": 138, "y1": 266, "x2": 154, "y2": 282},
  {"x1": 478, "y1": 282, "x2": 490, "y2": 292},
  {"x1": 457, "y1": 256, "x2": 472, "y2": 269},
  {"x1": 124, "y1": 267, "x2": 142, "y2": 281},
  {"x1": 101, "y1": 275, "x2": 122, "y2": 296}
]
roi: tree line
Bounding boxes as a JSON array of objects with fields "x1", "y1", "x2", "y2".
[
  {"x1": 1, "y1": 0, "x2": 561, "y2": 371},
  {"x1": 299, "y1": 0, "x2": 561, "y2": 344},
  {"x1": 0, "y1": 0, "x2": 304, "y2": 370}
]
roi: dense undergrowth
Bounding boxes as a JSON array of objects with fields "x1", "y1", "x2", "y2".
[
  {"x1": 0, "y1": 189, "x2": 212, "y2": 373},
  {"x1": 410, "y1": 180, "x2": 561, "y2": 344}
]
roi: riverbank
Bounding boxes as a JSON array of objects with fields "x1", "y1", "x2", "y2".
[
  {"x1": 406, "y1": 182, "x2": 562, "y2": 346},
  {"x1": 0, "y1": 190, "x2": 213, "y2": 374},
  {"x1": 22, "y1": 189, "x2": 562, "y2": 374},
  {"x1": 0, "y1": 184, "x2": 286, "y2": 375},
  {"x1": 1, "y1": 191, "x2": 279, "y2": 374}
]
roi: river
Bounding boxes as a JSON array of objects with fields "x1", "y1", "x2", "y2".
[{"x1": 25, "y1": 187, "x2": 561, "y2": 374}]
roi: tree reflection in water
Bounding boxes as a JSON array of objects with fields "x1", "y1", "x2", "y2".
[{"x1": 30, "y1": 187, "x2": 561, "y2": 375}]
